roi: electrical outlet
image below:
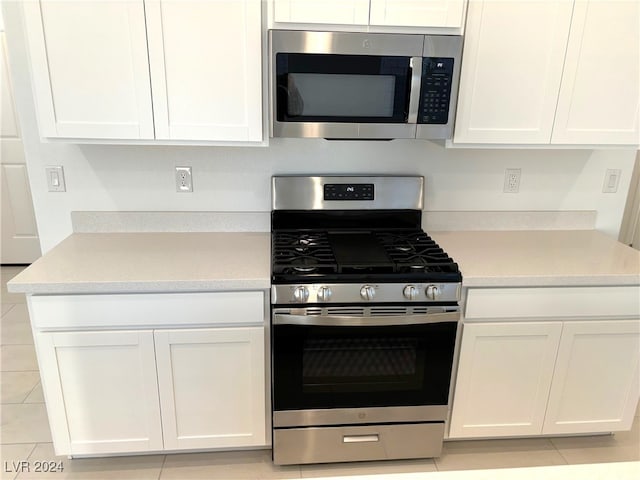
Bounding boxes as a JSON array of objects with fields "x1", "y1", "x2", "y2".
[
  {"x1": 602, "y1": 169, "x2": 621, "y2": 193},
  {"x1": 175, "y1": 166, "x2": 192, "y2": 193},
  {"x1": 503, "y1": 168, "x2": 521, "y2": 193}
]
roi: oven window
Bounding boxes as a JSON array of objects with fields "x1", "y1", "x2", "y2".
[
  {"x1": 302, "y1": 336, "x2": 423, "y2": 393},
  {"x1": 275, "y1": 53, "x2": 411, "y2": 123},
  {"x1": 273, "y1": 322, "x2": 457, "y2": 411}
]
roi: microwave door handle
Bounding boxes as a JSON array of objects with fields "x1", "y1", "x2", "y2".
[
  {"x1": 407, "y1": 57, "x2": 423, "y2": 124},
  {"x1": 273, "y1": 311, "x2": 459, "y2": 327}
]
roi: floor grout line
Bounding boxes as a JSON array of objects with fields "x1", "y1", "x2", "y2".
[{"x1": 1, "y1": 304, "x2": 17, "y2": 318}]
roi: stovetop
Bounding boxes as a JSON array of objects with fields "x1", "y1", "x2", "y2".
[{"x1": 271, "y1": 228, "x2": 461, "y2": 284}]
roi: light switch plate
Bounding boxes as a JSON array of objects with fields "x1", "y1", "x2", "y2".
[
  {"x1": 602, "y1": 169, "x2": 621, "y2": 193},
  {"x1": 45, "y1": 166, "x2": 66, "y2": 192}
]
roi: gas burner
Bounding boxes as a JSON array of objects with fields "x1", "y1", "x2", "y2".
[
  {"x1": 395, "y1": 245, "x2": 414, "y2": 253},
  {"x1": 293, "y1": 265, "x2": 317, "y2": 273},
  {"x1": 291, "y1": 257, "x2": 319, "y2": 273}
]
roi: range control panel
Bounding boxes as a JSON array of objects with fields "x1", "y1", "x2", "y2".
[
  {"x1": 418, "y1": 58, "x2": 455, "y2": 125},
  {"x1": 324, "y1": 183, "x2": 374, "y2": 201}
]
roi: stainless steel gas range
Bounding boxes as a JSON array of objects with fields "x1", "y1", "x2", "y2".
[{"x1": 270, "y1": 176, "x2": 462, "y2": 465}]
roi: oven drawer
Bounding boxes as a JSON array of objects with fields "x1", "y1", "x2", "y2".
[{"x1": 273, "y1": 422, "x2": 444, "y2": 465}]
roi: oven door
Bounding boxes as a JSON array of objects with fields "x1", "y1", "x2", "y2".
[{"x1": 272, "y1": 308, "x2": 459, "y2": 425}]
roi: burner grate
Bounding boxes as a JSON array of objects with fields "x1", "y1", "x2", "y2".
[
  {"x1": 272, "y1": 231, "x2": 337, "y2": 275},
  {"x1": 272, "y1": 229, "x2": 460, "y2": 279}
]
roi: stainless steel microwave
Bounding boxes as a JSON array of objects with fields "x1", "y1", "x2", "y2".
[{"x1": 269, "y1": 30, "x2": 463, "y2": 140}]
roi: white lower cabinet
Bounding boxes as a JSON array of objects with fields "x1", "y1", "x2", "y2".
[
  {"x1": 36, "y1": 330, "x2": 163, "y2": 455},
  {"x1": 543, "y1": 321, "x2": 640, "y2": 435},
  {"x1": 450, "y1": 319, "x2": 640, "y2": 439},
  {"x1": 449, "y1": 322, "x2": 562, "y2": 438},
  {"x1": 155, "y1": 328, "x2": 266, "y2": 449},
  {"x1": 31, "y1": 292, "x2": 267, "y2": 456}
]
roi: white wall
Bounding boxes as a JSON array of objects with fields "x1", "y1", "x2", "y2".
[{"x1": 2, "y1": 1, "x2": 636, "y2": 253}]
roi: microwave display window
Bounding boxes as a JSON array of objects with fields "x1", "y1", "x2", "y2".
[
  {"x1": 276, "y1": 53, "x2": 411, "y2": 123},
  {"x1": 287, "y1": 74, "x2": 396, "y2": 117}
]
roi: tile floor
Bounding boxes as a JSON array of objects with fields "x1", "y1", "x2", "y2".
[{"x1": 1, "y1": 265, "x2": 639, "y2": 479}]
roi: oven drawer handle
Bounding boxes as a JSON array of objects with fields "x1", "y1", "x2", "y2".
[
  {"x1": 273, "y1": 312, "x2": 459, "y2": 326},
  {"x1": 343, "y1": 434, "x2": 379, "y2": 444}
]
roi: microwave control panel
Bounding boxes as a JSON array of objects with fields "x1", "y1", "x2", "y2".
[{"x1": 418, "y1": 58, "x2": 455, "y2": 125}]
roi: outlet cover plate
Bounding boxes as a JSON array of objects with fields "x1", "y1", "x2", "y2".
[
  {"x1": 503, "y1": 168, "x2": 521, "y2": 193},
  {"x1": 175, "y1": 166, "x2": 193, "y2": 193}
]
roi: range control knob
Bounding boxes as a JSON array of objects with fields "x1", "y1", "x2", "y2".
[
  {"x1": 425, "y1": 284, "x2": 441, "y2": 300},
  {"x1": 360, "y1": 285, "x2": 376, "y2": 301},
  {"x1": 317, "y1": 286, "x2": 332, "y2": 302},
  {"x1": 293, "y1": 286, "x2": 310, "y2": 303},
  {"x1": 403, "y1": 285, "x2": 420, "y2": 300}
]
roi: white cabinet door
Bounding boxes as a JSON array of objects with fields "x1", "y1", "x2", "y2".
[
  {"x1": 543, "y1": 320, "x2": 640, "y2": 434},
  {"x1": 449, "y1": 322, "x2": 562, "y2": 438},
  {"x1": 369, "y1": 0, "x2": 465, "y2": 28},
  {"x1": 36, "y1": 330, "x2": 163, "y2": 455},
  {"x1": 146, "y1": 0, "x2": 262, "y2": 141},
  {"x1": 453, "y1": 0, "x2": 572, "y2": 144},
  {"x1": 155, "y1": 327, "x2": 267, "y2": 450},
  {"x1": 552, "y1": 0, "x2": 640, "y2": 145},
  {"x1": 22, "y1": 0, "x2": 154, "y2": 139},
  {"x1": 273, "y1": 0, "x2": 370, "y2": 25}
]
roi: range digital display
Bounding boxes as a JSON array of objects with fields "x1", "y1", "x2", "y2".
[{"x1": 324, "y1": 183, "x2": 374, "y2": 201}]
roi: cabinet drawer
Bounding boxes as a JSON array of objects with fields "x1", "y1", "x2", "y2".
[
  {"x1": 465, "y1": 286, "x2": 640, "y2": 320},
  {"x1": 30, "y1": 291, "x2": 265, "y2": 330},
  {"x1": 273, "y1": 423, "x2": 444, "y2": 465}
]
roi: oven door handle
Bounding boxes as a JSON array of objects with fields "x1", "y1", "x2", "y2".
[{"x1": 273, "y1": 311, "x2": 459, "y2": 327}]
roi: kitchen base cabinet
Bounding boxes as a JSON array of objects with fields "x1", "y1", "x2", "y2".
[
  {"x1": 29, "y1": 291, "x2": 268, "y2": 456},
  {"x1": 448, "y1": 322, "x2": 562, "y2": 438},
  {"x1": 543, "y1": 321, "x2": 640, "y2": 435},
  {"x1": 36, "y1": 330, "x2": 163, "y2": 455},
  {"x1": 450, "y1": 286, "x2": 640, "y2": 440},
  {"x1": 155, "y1": 328, "x2": 266, "y2": 450}
]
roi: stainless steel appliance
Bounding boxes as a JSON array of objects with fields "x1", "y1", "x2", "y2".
[
  {"x1": 270, "y1": 176, "x2": 462, "y2": 465},
  {"x1": 269, "y1": 30, "x2": 463, "y2": 140}
]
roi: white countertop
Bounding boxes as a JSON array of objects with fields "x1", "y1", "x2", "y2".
[
  {"x1": 7, "y1": 229, "x2": 639, "y2": 295},
  {"x1": 7, "y1": 232, "x2": 271, "y2": 294},
  {"x1": 431, "y1": 230, "x2": 640, "y2": 287}
]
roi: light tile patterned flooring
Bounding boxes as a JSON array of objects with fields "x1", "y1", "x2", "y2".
[{"x1": 1, "y1": 265, "x2": 638, "y2": 479}]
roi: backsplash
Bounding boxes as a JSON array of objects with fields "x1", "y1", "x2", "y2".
[{"x1": 24, "y1": 140, "x2": 636, "y2": 252}]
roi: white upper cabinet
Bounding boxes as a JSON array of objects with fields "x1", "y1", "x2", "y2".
[
  {"x1": 453, "y1": 0, "x2": 573, "y2": 144},
  {"x1": 454, "y1": 0, "x2": 640, "y2": 146},
  {"x1": 369, "y1": 0, "x2": 465, "y2": 28},
  {"x1": 271, "y1": 0, "x2": 466, "y2": 29},
  {"x1": 146, "y1": 0, "x2": 262, "y2": 141},
  {"x1": 274, "y1": 0, "x2": 370, "y2": 25},
  {"x1": 552, "y1": 0, "x2": 640, "y2": 145},
  {"x1": 23, "y1": 1, "x2": 154, "y2": 139},
  {"x1": 21, "y1": 0, "x2": 262, "y2": 143}
]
